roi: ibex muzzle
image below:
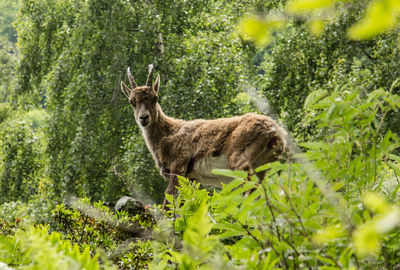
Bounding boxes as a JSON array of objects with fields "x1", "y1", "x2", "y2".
[{"x1": 138, "y1": 104, "x2": 151, "y2": 127}]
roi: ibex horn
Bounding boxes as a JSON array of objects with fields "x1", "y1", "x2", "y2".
[
  {"x1": 127, "y1": 67, "x2": 137, "y2": 89},
  {"x1": 146, "y1": 64, "x2": 154, "y2": 87}
]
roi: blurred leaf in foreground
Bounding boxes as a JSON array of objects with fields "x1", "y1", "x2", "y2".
[
  {"x1": 363, "y1": 192, "x2": 390, "y2": 214},
  {"x1": 312, "y1": 224, "x2": 345, "y2": 245},
  {"x1": 353, "y1": 223, "x2": 381, "y2": 257},
  {"x1": 348, "y1": 0, "x2": 400, "y2": 39},
  {"x1": 286, "y1": 0, "x2": 336, "y2": 14},
  {"x1": 241, "y1": 0, "x2": 400, "y2": 44},
  {"x1": 309, "y1": 19, "x2": 328, "y2": 36},
  {"x1": 238, "y1": 15, "x2": 286, "y2": 46},
  {"x1": 353, "y1": 192, "x2": 400, "y2": 257}
]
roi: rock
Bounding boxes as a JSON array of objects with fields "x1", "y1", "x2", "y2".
[{"x1": 115, "y1": 196, "x2": 146, "y2": 216}]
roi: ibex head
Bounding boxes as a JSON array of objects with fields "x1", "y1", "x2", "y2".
[{"x1": 121, "y1": 64, "x2": 160, "y2": 128}]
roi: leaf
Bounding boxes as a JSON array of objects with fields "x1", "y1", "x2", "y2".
[
  {"x1": 375, "y1": 209, "x2": 400, "y2": 234},
  {"x1": 260, "y1": 252, "x2": 280, "y2": 270},
  {"x1": 304, "y1": 89, "x2": 328, "y2": 109},
  {"x1": 286, "y1": 0, "x2": 336, "y2": 14},
  {"x1": 388, "y1": 161, "x2": 400, "y2": 178},
  {"x1": 351, "y1": 212, "x2": 364, "y2": 226},
  {"x1": 255, "y1": 161, "x2": 284, "y2": 173},
  {"x1": 339, "y1": 246, "x2": 353, "y2": 269},
  {"x1": 363, "y1": 192, "x2": 389, "y2": 214},
  {"x1": 391, "y1": 185, "x2": 400, "y2": 199},
  {"x1": 347, "y1": 0, "x2": 400, "y2": 40},
  {"x1": 331, "y1": 181, "x2": 345, "y2": 191},
  {"x1": 367, "y1": 88, "x2": 386, "y2": 103},
  {"x1": 168, "y1": 250, "x2": 183, "y2": 265},
  {"x1": 312, "y1": 224, "x2": 345, "y2": 245},
  {"x1": 219, "y1": 178, "x2": 244, "y2": 194},
  {"x1": 70, "y1": 244, "x2": 81, "y2": 260},
  {"x1": 164, "y1": 193, "x2": 175, "y2": 205},
  {"x1": 80, "y1": 246, "x2": 92, "y2": 269},
  {"x1": 238, "y1": 15, "x2": 286, "y2": 46},
  {"x1": 87, "y1": 254, "x2": 99, "y2": 270},
  {"x1": 212, "y1": 169, "x2": 248, "y2": 179},
  {"x1": 242, "y1": 185, "x2": 263, "y2": 207},
  {"x1": 237, "y1": 190, "x2": 264, "y2": 223},
  {"x1": 315, "y1": 254, "x2": 336, "y2": 265},
  {"x1": 353, "y1": 223, "x2": 381, "y2": 257},
  {"x1": 213, "y1": 223, "x2": 245, "y2": 239},
  {"x1": 310, "y1": 97, "x2": 332, "y2": 109},
  {"x1": 183, "y1": 202, "x2": 216, "y2": 255},
  {"x1": 298, "y1": 141, "x2": 330, "y2": 151},
  {"x1": 309, "y1": 19, "x2": 327, "y2": 36},
  {"x1": 388, "y1": 154, "x2": 400, "y2": 163}
]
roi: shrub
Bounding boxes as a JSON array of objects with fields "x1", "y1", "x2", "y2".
[
  {"x1": 0, "y1": 200, "x2": 56, "y2": 235},
  {"x1": 0, "y1": 103, "x2": 11, "y2": 124},
  {"x1": 151, "y1": 85, "x2": 400, "y2": 269},
  {"x1": 52, "y1": 197, "x2": 155, "y2": 269},
  {"x1": 0, "y1": 225, "x2": 116, "y2": 270},
  {"x1": 0, "y1": 119, "x2": 46, "y2": 203}
]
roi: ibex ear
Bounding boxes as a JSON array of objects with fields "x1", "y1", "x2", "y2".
[
  {"x1": 121, "y1": 81, "x2": 132, "y2": 99},
  {"x1": 153, "y1": 74, "x2": 160, "y2": 94}
]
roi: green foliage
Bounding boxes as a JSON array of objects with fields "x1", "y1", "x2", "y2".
[
  {"x1": 0, "y1": 0, "x2": 19, "y2": 43},
  {"x1": 0, "y1": 40, "x2": 17, "y2": 101},
  {"x1": 152, "y1": 86, "x2": 400, "y2": 269},
  {"x1": 0, "y1": 103, "x2": 12, "y2": 124},
  {"x1": 0, "y1": 107, "x2": 54, "y2": 205},
  {"x1": 0, "y1": 225, "x2": 116, "y2": 270},
  {"x1": 117, "y1": 240, "x2": 153, "y2": 270},
  {"x1": 0, "y1": 200, "x2": 56, "y2": 235},
  {"x1": 0, "y1": 118, "x2": 46, "y2": 203},
  {"x1": 241, "y1": 0, "x2": 400, "y2": 43},
  {"x1": 347, "y1": 0, "x2": 400, "y2": 40},
  {"x1": 120, "y1": 134, "x2": 166, "y2": 205},
  {"x1": 24, "y1": 109, "x2": 49, "y2": 130},
  {"x1": 52, "y1": 197, "x2": 154, "y2": 269},
  {"x1": 255, "y1": 20, "x2": 400, "y2": 137},
  {"x1": 238, "y1": 14, "x2": 286, "y2": 47},
  {"x1": 301, "y1": 83, "x2": 400, "y2": 192},
  {"x1": 0, "y1": 0, "x2": 18, "y2": 102},
  {"x1": 0, "y1": 196, "x2": 155, "y2": 269}
]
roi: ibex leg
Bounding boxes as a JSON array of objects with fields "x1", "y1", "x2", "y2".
[{"x1": 162, "y1": 163, "x2": 186, "y2": 209}]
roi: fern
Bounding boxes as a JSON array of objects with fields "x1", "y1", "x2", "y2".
[{"x1": 0, "y1": 225, "x2": 115, "y2": 270}]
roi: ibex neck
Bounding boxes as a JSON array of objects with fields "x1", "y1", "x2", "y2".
[{"x1": 144, "y1": 104, "x2": 180, "y2": 144}]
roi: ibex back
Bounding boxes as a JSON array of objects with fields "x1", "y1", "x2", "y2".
[{"x1": 121, "y1": 65, "x2": 287, "y2": 205}]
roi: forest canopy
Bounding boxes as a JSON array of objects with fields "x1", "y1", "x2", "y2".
[{"x1": 0, "y1": 0, "x2": 400, "y2": 269}]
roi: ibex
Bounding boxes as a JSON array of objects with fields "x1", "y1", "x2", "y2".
[{"x1": 121, "y1": 65, "x2": 287, "y2": 205}]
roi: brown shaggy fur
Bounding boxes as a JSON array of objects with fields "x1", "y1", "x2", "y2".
[{"x1": 121, "y1": 65, "x2": 287, "y2": 204}]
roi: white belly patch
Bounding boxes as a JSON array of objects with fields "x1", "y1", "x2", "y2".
[{"x1": 187, "y1": 154, "x2": 233, "y2": 187}]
